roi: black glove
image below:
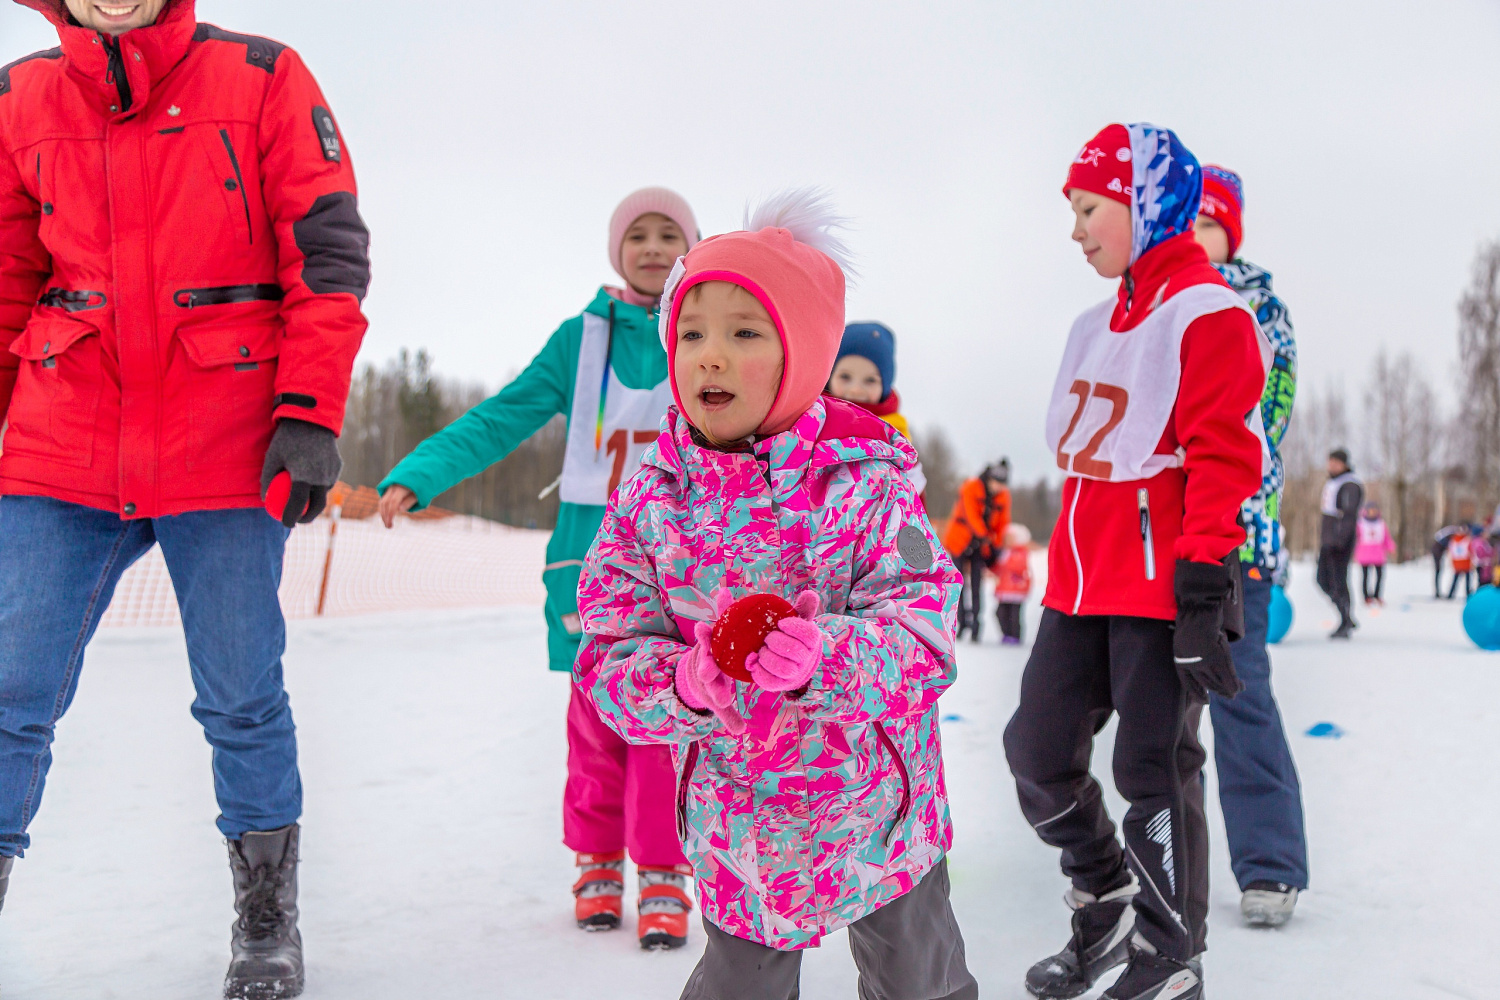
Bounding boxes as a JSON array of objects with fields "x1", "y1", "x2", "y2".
[
  {"x1": 260, "y1": 418, "x2": 342, "y2": 527},
  {"x1": 1172, "y1": 557, "x2": 1244, "y2": 701}
]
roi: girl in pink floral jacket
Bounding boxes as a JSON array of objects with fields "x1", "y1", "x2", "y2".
[{"x1": 576, "y1": 193, "x2": 976, "y2": 999}]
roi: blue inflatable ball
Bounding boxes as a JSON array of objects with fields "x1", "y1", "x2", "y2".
[
  {"x1": 1462, "y1": 586, "x2": 1500, "y2": 650},
  {"x1": 1267, "y1": 585, "x2": 1294, "y2": 644}
]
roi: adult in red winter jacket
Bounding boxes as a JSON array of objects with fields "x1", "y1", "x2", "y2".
[
  {"x1": 0, "y1": 2, "x2": 368, "y2": 996},
  {"x1": 1003, "y1": 124, "x2": 1266, "y2": 1000}
]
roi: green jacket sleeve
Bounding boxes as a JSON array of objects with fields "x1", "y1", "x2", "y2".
[{"x1": 378, "y1": 320, "x2": 577, "y2": 508}]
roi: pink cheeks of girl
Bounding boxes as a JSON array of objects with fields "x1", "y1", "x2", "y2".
[
  {"x1": 674, "y1": 281, "x2": 786, "y2": 447},
  {"x1": 1068, "y1": 189, "x2": 1132, "y2": 279}
]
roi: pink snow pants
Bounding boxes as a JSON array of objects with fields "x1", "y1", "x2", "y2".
[{"x1": 564, "y1": 682, "x2": 685, "y2": 867}]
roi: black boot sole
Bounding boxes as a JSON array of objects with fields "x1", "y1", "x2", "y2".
[
  {"x1": 639, "y1": 930, "x2": 687, "y2": 951},
  {"x1": 577, "y1": 912, "x2": 621, "y2": 931},
  {"x1": 223, "y1": 974, "x2": 304, "y2": 1000}
]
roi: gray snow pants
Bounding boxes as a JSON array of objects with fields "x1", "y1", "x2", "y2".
[{"x1": 678, "y1": 858, "x2": 979, "y2": 1000}]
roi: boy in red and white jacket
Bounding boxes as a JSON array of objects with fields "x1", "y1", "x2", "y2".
[{"x1": 1003, "y1": 124, "x2": 1267, "y2": 1000}]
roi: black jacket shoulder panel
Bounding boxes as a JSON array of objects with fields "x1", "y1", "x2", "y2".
[
  {"x1": 192, "y1": 24, "x2": 286, "y2": 74},
  {"x1": 0, "y1": 47, "x2": 64, "y2": 99}
]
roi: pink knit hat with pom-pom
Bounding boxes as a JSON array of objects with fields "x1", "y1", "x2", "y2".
[
  {"x1": 660, "y1": 189, "x2": 852, "y2": 437},
  {"x1": 608, "y1": 187, "x2": 700, "y2": 280}
]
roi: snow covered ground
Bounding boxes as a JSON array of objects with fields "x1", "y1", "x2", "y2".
[{"x1": 2, "y1": 557, "x2": 1496, "y2": 999}]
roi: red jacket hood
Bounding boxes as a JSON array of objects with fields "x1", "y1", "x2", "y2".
[{"x1": 16, "y1": 0, "x2": 199, "y2": 115}]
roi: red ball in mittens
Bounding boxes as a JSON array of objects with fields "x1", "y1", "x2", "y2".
[
  {"x1": 263, "y1": 471, "x2": 309, "y2": 523},
  {"x1": 711, "y1": 593, "x2": 796, "y2": 683}
]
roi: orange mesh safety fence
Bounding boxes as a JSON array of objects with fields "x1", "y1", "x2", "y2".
[{"x1": 98, "y1": 485, "x2": 549, "y2": 628}]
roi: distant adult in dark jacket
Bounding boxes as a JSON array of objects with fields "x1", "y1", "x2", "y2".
[
  {"x1": 1316, "y1": 449, "x2": 1363, "y2": 638},
  {"x1": 1432, "y1": 526, "x2": 1459, "y2": 598}
]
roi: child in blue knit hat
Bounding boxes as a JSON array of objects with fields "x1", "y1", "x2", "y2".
[
  {"x1": 828, "y1": 322, "x2": 925, "y2": 495},
  {"x1": 828, "y1": 322, "x2": 911, "y2": 438}
]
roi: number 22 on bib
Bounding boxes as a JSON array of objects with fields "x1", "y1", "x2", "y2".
[{"x1": 1045, "y1": 284, "x2": 1269, "y2": 483}]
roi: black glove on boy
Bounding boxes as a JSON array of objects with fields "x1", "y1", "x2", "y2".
[{"x1": 1172, "y1": 555, "x2": 1245, "y2": 701}]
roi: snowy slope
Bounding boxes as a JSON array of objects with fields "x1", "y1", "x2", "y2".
[{"x1": 1, "y1": 559, "x2": 1496, "y2": 999}]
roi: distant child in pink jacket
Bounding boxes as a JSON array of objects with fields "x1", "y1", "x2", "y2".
[
  {"x1": 993, "y1": 522, "x2": 1033, "y2": 644},
  {"x1": 576, "y1": 192, "x2": 977, "y2": 1000},
  {"x1": 1354, "y1": 504, "x2": 1397, "y2": 605},
  {"x1": 1473, "y1": 533, "x2": 1496, "y2": 590}
]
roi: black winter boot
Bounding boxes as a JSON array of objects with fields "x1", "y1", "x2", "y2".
[
  {"x1": 224, "y1": 824, "x2": 304, "y2": 1000},
  {"x1": 1025, "y1": 875, "x2": 1138, "y2": 998},
  {"x1": 0, "y1": 854, "x2": 13, "y2": 913},
  {"x1": 1100, "y1": 939, "x2": 1202, "y2": 1000}
]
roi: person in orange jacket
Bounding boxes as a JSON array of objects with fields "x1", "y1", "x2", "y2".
[{"x1": 943, "y1": 460, "x2": 1011, "y2": 641}]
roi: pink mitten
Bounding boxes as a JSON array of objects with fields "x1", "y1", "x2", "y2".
[
  {"x1": 675, "y1": 622, "x2": 746, "y2": 734},
  {"x1": 745, "y1": 591, "x2": 824, "y2": 692}
]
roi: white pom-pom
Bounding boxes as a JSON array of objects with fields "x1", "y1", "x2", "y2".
[{"x1": 743, "y1": 187, "x2": 857, "y2": 281}]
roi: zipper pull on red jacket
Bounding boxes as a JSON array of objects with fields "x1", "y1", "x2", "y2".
[{"x1": 1138, "y1": 487, "x2": 1156, "y2": 582}]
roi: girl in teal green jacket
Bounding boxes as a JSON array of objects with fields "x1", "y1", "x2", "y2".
[{"x1": 378, "y1": 188, "x2": 702, "y2": 950}]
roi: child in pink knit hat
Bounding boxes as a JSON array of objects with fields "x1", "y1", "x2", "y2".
[
  {"x1": 577, "y1": 191, "x2": 976, "y2": 999},
  {"x1": 608, "y1": 186, "x2": 701, "y2": 309}
]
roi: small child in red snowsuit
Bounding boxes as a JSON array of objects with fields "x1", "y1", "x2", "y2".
[{"x1": 993, "y1": 522, "x2": 1033, "y2": 644}]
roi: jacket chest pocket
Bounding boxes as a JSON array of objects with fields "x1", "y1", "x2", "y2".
[
  {"x1": 173, "y1": 321, "x2": 280, "y2": 470},
  {"x1": 194, "y1": 126, "x2": 257, "y2": 246},
  {"x1": 4, "y1": 316, "x2": 105, "y2": 468}
]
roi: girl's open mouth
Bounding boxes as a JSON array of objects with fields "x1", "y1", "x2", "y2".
[{"x1": 699, "y1": 389, "x2": 734, "y2": 409}]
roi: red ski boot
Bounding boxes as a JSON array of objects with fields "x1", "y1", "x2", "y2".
[
  {"x1": 637, "y1": 863, "x2": 694, "y2": 951},
  {"x1": 573, "y1": 851, "x2": 625, "y2": 931}
]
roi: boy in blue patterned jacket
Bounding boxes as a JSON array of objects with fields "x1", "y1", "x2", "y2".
[{"x1": 1193, "y1": 165, "x2": 1308, "y2": 929}]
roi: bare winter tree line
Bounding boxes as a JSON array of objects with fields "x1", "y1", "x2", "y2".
[
  {"x1": 339, "y1": 239, "x2": 1500, "y2": 549},
  {"x1": 339, "y1": 350, "x2": 565, "y2": 529},
  {"x1": 1281, "y1": 239, "x2": 1500, "y2": 561},
  {"x1": 335, "y1": 355, "x2": 1062, "y2": 540}
]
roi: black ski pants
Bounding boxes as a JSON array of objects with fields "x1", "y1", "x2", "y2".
[
  {"x1": 956, "y1": 552, "x2": 987, "y2": 640},
  {"x1": 1360, "y1": 564, "x2": 1385, "y2": 603},
  {"x1": 1004, "y1": 609, "x2": 1209, "y2": 960},
  {"x1": 1448, "y1": 568, "x2": 1474, "y2": 600},
  {"x1": 996, "y1": 601, "x2": 1024, "y2": 641},
  {"x1": 1316, "y1": 545, "x2": 1354, "y2": 627}
]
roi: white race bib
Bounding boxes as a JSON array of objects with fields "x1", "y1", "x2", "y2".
[
  {"x1": 1320, "y1": 472, "x2": 1361, "y2": 516},
  {"x1": 1045, "y1": 284, "x2": 1268, "y2": 483},
  {"x1": 559, "y1": 311, "x2": 674, "y2": 506}
]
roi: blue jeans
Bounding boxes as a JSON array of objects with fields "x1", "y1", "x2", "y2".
[
  {"x1": 1209, "y1": 564, "x2": 1309, "y2": 890},
  {"x1": 0, "y1": 496, "x2": 299, "y2": 856}
]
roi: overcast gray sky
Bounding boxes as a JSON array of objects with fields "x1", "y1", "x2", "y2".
[{"x1": 4, "y1": 1, "x2": 1499, "y2": 480}]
